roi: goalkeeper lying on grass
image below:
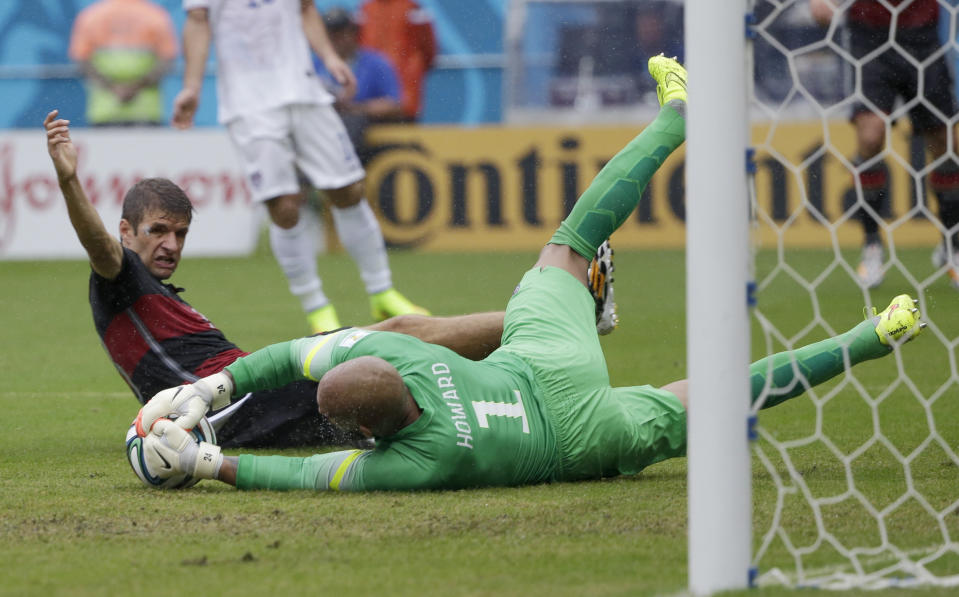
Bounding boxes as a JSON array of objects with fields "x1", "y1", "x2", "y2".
[{"x1": 136, "y1": 56, "x2": 926, "y2": 492}]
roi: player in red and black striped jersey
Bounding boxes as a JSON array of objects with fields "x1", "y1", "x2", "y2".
[
  {"x1": 811, "y1": 0, "x2": 959, "y2": 289},
  {"x1": 45, "y1": 109, "x2": 504, "y2": 448},
  {"x1": 87, "y1": 245, "x2": 334, "y2": 448},
  {"x1": 90, "y1": 247, "x2": 243, "y2": 404}
]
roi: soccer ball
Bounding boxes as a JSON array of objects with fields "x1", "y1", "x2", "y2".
[{"x1": 125, "y1": 416, "x2": 216, "y2": 489}]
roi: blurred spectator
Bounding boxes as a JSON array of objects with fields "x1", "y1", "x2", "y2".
[
  {"x1": 315, "y1": 7, "x2": 403, "y2": 162},
  {"x1": 357, "y1": 0, "x2": 437, "y2": 121},
  {"x1": 549, "y1": 1, "x2": 683, "y2": 109},
  {"x1": 68, "y1": 0, "x2": 177, "y2": 126}
]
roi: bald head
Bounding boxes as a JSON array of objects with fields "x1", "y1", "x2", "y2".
[{"x1": 317, "y1": 356, "x2": 418, "y2": 438}]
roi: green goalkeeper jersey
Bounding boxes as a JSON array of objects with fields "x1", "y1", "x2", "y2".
[{"x1": 227, "y1": 329, "x2": 559, "y2": 491}]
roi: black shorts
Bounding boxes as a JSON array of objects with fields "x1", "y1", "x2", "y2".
[
  {"x1": 211, "y1": 380, "x2": 354, "y2": 448},
  {"x1": 849, "y1": 23, "x2": 957, "y2": 133}
]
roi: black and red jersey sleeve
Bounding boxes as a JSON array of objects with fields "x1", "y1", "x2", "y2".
[{"x1": 89, "y1": 248, "x2": 245, "y2": 403}]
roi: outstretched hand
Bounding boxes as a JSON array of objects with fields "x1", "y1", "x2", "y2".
[{"x1": 44, "y1": 110, "x2": 77, "y2": 182}]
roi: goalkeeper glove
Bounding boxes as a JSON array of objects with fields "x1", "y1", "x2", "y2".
[
  {"x1": 144, "y1": 418, "x2": 223, "y2": 480},
  {"x1": 135, "y1": 371, "x2": 233, "y2": 436}
]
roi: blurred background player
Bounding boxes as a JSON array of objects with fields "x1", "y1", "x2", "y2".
[
  {"x1": 316, "y1": 7, "x2": 403, "y2": 163},
  {"x1": 811, "y1": 0, "x2": 959, "y2": 289},
  {"x1": 172, "y1": 0, "x2": 428, "y2": 333},
  {"x1": 357, "y1": 0, "x2": 437, "y2": 122},
  {"x1": 44, "y1": 107, "x2": 502, "y2": 447},
  {"x1": 68, "y1": 0, "x2": 177, "y2": 127}
]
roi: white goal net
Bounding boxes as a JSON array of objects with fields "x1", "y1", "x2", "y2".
[{"x1": 749, "y1": 0, "x2": 959, "y2": 589}]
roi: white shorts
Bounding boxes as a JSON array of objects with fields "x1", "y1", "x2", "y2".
[{"x1": 226, "y1": 103, "x2": 365, "y2": 202}]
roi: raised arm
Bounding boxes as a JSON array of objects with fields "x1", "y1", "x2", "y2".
[
  {"x1": 44, "y1": 110, "x2": 123, "y2": 279},
  {"x1": 172, "y1": 8, "x2": 212, "y2": 129}
]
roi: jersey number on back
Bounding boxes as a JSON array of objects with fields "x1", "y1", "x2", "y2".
[{"x1": 471, "y1": 390, "x2": 530, "y2": 434}]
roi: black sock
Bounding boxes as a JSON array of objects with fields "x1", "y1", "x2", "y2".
[
  {"x1": 856, "y1": 159, "x2": 889, "y2": 246},
  {"x1": 930, "y1": 161, "x2": 959, "y2": 248}
]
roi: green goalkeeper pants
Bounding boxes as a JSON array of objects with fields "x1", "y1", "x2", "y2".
[{"x1": 498, "y1": 266, "x2": 687, "y2": 482}]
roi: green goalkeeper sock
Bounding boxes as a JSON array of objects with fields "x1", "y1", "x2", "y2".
[
  {"x1": 550, "y1": 101, "x2": 686, "y2": 259},
  {"x1": 750, "y1": 318, "x2": 890, "y2": 410}
]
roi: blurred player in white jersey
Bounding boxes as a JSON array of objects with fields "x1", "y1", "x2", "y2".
[{"x1": 172, "y1": 0, "x2": 428, "y2": 332}]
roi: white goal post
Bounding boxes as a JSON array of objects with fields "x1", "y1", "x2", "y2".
[
  {"x1": 500, "y1": 0, "x2": 957, "y2": 592},
  {"x1": 689, "y1": 0, "x2": 959, "y2": 593},
  {"x1": 686, "y1": 0, "x2": 753, "y2": 594}
]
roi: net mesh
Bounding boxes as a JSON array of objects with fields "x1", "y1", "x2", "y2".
[{"x1": 749, "y1": 0, "x2": 959, "y2": 588}]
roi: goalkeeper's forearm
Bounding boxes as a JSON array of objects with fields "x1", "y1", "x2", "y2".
[
  {"x1": 216, "y1": 451, "x2": 367, "y2": 491},
  {"x1": 224, "y1": 340, "x2": 304, "y2": 394},
  {"x1": 139, "y1": 333, "x2": 338, "y2": 433},
  {"x1": 224, "y1": 331, "x2": 351, "y2": 394}
]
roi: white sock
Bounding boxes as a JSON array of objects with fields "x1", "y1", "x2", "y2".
[
  {"x1": 331, "y1": 199, "x2": 392, "y2": 294},
  {"x1": 268, "y1": 219, "x2": 328, "y2": 312}
]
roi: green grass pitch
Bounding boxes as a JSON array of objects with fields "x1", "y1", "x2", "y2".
[{"x1": 1, "y1": 245, "x2": 957, "y2": 596}]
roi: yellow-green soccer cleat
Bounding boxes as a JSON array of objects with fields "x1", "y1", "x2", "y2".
[
  {"x1": 647, "y1": 54, "x2": 687, "y2": 106},
  {"x1": 307, "y1": 303, "x2": 341, "y2": 334},
  {"x1": 870, "y1": 293, "x2": 925, "y2": 346},
  {"x1": 370, "y1": 288, "x2": 430, "y2": 321}
]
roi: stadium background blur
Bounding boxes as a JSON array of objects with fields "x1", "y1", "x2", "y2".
[
  {"x1": 1, "y1": 0, "x2": 507, "y2": 128},
  {"x1": 3, "y1": 1, "x2": 957, "y2": 261},
  {"x1": 4, "y1": 2, "x2": 958, "y2": 258},
  {"x1": 2, "y1": 1, "x2": 959, "y2": 128}
]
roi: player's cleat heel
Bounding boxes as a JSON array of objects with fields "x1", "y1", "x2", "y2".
[
  {"x1": 589, "y1": 240, "x2": 618, "y2": 335},
  {"x1": 930, "y1": 243, "x2": 959, "y2": 289},
  {"x1": 647, "y1": 54, "x2": 687, "y2": 106},
  {"x1": 307, "y1": 304, "x2": 341, "y2": 334},
  {"x1": 869, "y1": 293, "x2": 925, "y2": 346},
  {"x1": 370, "y1": 288, "x2": 430, "y2": 321},
  {"x1": 931, "y1": 242, "x2": 947, "y2": 268},
  {"x1": 857, "y1": 242, "x2": 884, "y2": 289}
]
